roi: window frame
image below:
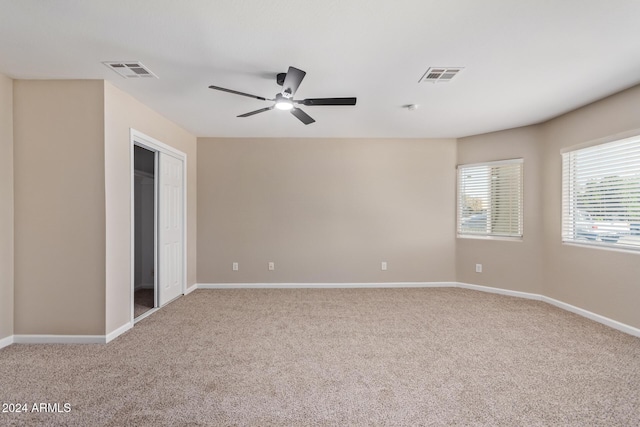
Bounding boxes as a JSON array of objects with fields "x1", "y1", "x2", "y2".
[
  {"x1": 561, "y1": 134, "x2": 640, "y2": 253},
  {"x1": 456, "y1": 158, "x2": 524, "y2": 241}
]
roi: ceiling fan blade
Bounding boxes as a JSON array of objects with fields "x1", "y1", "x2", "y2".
[
  {"x1": 237, "y1": 106, "x2": 274, "y2": 117},
  {"x1": 209, "y1": 85, "x2": 268, "y2": 101},
  {"x1": 281, "y1": 66, "x2": 306, "y2": 98},
  {"x1": 297, "y1": 97, "x2": 357, "y2": 106},
  {"x1": 290, "y1": 107, "x2": 315, "y2": 125}
]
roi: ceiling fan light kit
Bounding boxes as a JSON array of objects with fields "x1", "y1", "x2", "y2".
[
  {"x1": 274, "y1": 94, "x2": 294, "y2": 111},
  {"x1": 208, "y1": 66, "x2": 357, "y2": 125},
  {"x1": 275, "y1": 102, "x2": 293, "y2": 111}
]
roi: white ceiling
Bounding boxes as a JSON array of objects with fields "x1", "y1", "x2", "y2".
[{"x1": 1, "y1": 0, "x2": 640, "y2": 138}]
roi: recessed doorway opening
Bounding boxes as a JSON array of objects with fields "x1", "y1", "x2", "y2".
[
  {"x1": 131, "y1": 130, "x2": 186, "y2": 324},
  {"x1": 133, "y1": 145, "x2": 156, "y2": 319}
]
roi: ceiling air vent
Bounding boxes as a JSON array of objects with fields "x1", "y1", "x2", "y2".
[
  {"x1": 102, "y1": 61, "x2": 158, "y2": 79},
  {"x1": 419, "y1": 67, "x2": 463, "y2": 83}
]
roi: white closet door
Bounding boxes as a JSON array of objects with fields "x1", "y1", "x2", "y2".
[{"x1": 158, "y1": 153, "x2": 184, "y2": 306}]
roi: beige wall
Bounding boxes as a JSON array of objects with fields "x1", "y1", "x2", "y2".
[
  {"x1": 104, "y1": 82, "x2": 197, "y2": 334},
  {"x1": 10, "y1": 80, "x2": 197, "y2": 337},
  {"x1": 541, "y1": 84, "x2": 640, "y2": 328},
  {"x1": 0, "y1": 74, "x2": 14, "y2": 341},
  {"x1": 456, "y1": 84, "x2": 640, "y2": 329},
  {"x1": 6, "y1": 76, "x2": 640, "y2": 337},
  {"x1": 456, "y1": 125, "x2": 544, "y2": 294},
  {"x1": 14, "y1": 80, "x2": 106, "y2": 335},
  {"x1": 197, "y1": 138, "x2": 457, "y2": 283}
]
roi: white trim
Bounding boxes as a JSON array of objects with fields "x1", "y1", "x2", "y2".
[
  {"x1": 185, "y1": 284, "x2": 198, "y2": 294},
  {"x1": 131, "y1": 129, "x2": 185, "y2": 159},
  {"x1": 456, "y1": 159, "x2": 524, "y2": 239},
  {"x1": 456, "y1": 157, "x2": 523, "y2": 169},
  {"x1": 153, "y1": 149, "x2": 159, "y2": 308},
  {"x1": 457, "y1": 282, "x2": 640, "y2": 338},
  {"x1": 130, "y1": 140, "x2": 134, "y2": 325},
  {"x1": 105, "y1": 322, "x2": 132, "y2": 343},
  {"x1": 5, "y1": 283, "x2": 637, "y2": 346},
  {"x1": 130, "y1": 129, "x2": 188, "y2": 326},
  {"x1": 543, "y1": 296, "x2": 640, "y2": 338},
  {"x1": 562, "y1": 241, "x2": 640, "y2": 256},
  {"x1": 0, "y1": 335, "x2": 14, "y2": 349},
  {"x1": 134, "y1": 307, "x2": 159, "y2": 324},
  {"x1": 13, "y1": 335, "x2": 106, "y2": 344},
  {"x1": 456, "y1": 235, "x2": 523, "y2": 242},
  {"x1": 456, "y1": 282, "x2": 542, "y2": 301},
  {"x1": 194, "y1": 282, "x2": 640, "y2": 338},
  {"x1": 182, "y1": 155, "x2": 188, "y2": 300},
  {"x1": 197, "y1": 282, "x2": 456, "y2": 289}
]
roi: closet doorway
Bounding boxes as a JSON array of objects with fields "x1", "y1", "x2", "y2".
[
  {"x1": 131, "y1": 130, "x2": 186, "y2": 323},
  {"x1": 133, "y1": 145, "x2": 156, "y2": 318}
]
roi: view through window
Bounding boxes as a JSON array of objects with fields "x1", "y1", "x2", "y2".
[
  {"x1": 457, "y1": 159, "x2": 523, "y2": 239},
  {"x1": 562, "y1": 135, "x2": 640, "y2": 251}
]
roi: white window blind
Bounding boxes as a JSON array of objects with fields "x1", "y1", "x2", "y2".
[
  {"x1": 457, "y1": 159, "x2": 523, "y2": 238},
  {"x1": 562, "y1": 135, "x2": 640, "y2": 251}
]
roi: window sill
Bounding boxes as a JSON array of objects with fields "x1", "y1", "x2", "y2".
[
  {"x1": 457, "y1": 234, "x2": 523, "y2": 242},
  {"x1": 562, "y1": 241, "x2": 640, "y2": 255}
]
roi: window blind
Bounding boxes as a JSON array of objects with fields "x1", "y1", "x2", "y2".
[
  {"x1": 562, "y1": 135, "x2": 640, "y2": 251},
  {"x1": 457, "y1": 159, "x2": 523, "y2": 238}
]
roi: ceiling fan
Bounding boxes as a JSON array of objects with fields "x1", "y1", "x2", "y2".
[{"x1": 208, "y1": 66, "x2": 357, "y2": 125}]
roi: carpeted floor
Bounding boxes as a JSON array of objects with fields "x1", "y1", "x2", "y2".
[
  {"x1": 134, "y1": 288, "x2": 155, "y2": 318},
  {"x1": 1, "y1": 287, "x2": 639, "y2": 426}
]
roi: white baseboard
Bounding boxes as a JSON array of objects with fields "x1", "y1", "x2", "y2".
[
  {"x1": 13, "y1": 335, "x2": 106, "y2": 344},
  {"x1": 456, "y1": 282, "x2": 640, "y2": 338},
  {"x1": 198, "y1": 282, "x2": 457, "y2": 289},
  {"x1": 4, "y1": 323, "x2": 133, "y2": 347},
  {"x1": 456, "y1": 282, "x2": 543, "y2": 301},
  {"x1": 4, "y1": 282, "x2": 637, "y2": 347},
  {"x1": 105, "y1": 322, "x2": 132, "y2": 343},
  {"x1": 194, "y1": 281, "x2": 640, "y2": 338},
  {"x1": 542, "y1": 296, "x2": 640, "y2": 338},
  {"x1": 0, "y1": 335, "x2": 14, "y2": 350}
]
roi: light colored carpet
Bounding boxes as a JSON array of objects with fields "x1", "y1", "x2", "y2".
[{"x1": 1, "y1": 288, "x2": 639, "y2": 426}]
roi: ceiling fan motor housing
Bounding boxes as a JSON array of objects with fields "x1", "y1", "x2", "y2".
[{"x1": 208, "y1": 66, "x2": 356, "y2": 125}]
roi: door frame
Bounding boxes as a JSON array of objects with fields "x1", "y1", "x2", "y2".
[{"x1": 130, "y1": 129, "x2": 187, "y2": 324}]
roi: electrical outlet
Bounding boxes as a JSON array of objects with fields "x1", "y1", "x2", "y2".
[
  {"x1": 268, "y1": 262, "x2": 275, "y2": 271},
  {"x1": 381, "y1": 261, "x2": 387, "y2": 271},
  {"x1": 475, "y1": 264, "x2": 482, "y2": 273},
  {"x1": 232, "y1": 262, "x2": 238, "y2": 271}
]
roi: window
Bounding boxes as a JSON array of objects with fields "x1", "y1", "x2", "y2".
[
  {"x1": 562, "y1": 135, "x2": 640, "y2": 251},
  {"x1": 457, "y1": 159, "x2": 523, "y2": 238}
]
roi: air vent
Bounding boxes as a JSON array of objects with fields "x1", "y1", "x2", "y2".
[
  {"x1": 102, "y1": 61, "x2": 158, "y2": 79},
  {"x1": 419, "y1": 67, "x2": 463, "y2": 83}
]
